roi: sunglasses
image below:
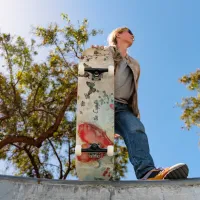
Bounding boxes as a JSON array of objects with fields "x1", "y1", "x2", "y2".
[{"x1": 128, "y1": 29, "x2": 133, "y2": 36}]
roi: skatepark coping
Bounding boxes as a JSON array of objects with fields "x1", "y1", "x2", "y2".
[{"x1": 0, "y1": 174, "x2": 200, "y2": 200}]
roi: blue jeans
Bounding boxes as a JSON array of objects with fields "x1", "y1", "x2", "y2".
[{"x1": 115, "y1": 101, "x2": 155, "y2": 179}]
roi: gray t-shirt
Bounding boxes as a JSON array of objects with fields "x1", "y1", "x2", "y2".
[{"x1": 115, "y1": 58, "x2": 135, "y2": 104}]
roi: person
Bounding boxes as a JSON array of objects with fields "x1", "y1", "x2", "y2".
[{"x1": 93, "y1": 27, "x2": 189, "y2": 180}]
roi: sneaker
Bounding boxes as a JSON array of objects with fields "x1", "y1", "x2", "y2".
[{"x1": 141, "y1": 163, "x2": 189, "y2": 180}]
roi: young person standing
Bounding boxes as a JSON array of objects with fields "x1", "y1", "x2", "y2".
[{"x1": 95, "y1": 27, "x2": 189, "y2": 180}]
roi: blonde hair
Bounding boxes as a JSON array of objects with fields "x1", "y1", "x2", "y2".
[{"x1": 107, "y1": 27, "x2": 129, "y2": 46}]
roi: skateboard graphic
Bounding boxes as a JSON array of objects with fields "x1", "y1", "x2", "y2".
[{"x1": 75, "y1": 47, "x2": 115, "y2": 181}]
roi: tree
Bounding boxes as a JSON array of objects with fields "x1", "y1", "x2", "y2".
[
  {"x1": 0, "y1": 14, "x2": 128, "y2": 179},
  {"x1": 179, "y1": 69, "x2": 200, "y2": 130}
]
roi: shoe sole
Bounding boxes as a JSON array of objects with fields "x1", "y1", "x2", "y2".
[{"x1": 164, "y1": 163, "x2": 189, "y2": 179}]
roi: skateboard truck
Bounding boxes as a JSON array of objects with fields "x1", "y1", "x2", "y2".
[
  {"x1": 75, "y1": 144, "x2": 114, "y2": 156},
  {"x1": 84, "y1": 67, "x2": 108, "y2": 81},
  {"x1": 79, "y1": 64, "x2": 114, "y2": 81},
  {"x1": 82, "y1": 143, "x2": 107, "y2": 153}
]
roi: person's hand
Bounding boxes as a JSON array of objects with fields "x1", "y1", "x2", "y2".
[
  {"x1": 91, "y1": 45, "x2": 104, "y2": 50},
  {"x1": 114, "y1": 133, "x2": 121, "y2": 139}
]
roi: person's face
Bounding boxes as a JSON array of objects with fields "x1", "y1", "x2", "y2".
[{"x1": 116, "y1": 29, "x2": 135, "y2": 47}]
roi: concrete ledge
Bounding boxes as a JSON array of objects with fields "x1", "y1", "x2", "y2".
[{"x1": 0, "y1": 175, "x2": 200, "y2": 200}]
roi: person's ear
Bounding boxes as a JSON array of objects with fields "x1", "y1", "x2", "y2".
[{"x1": 116, "y1": 33, "x2": 120, "y2": 38}]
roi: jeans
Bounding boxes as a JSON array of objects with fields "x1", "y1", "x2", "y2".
[{"x1": 115, "y1": 101, "x2": 155, "y2": 179}]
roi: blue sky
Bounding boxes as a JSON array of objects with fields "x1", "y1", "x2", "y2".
[{"x1": 0, "y1": 0, "x2": 200, "y2": 180}]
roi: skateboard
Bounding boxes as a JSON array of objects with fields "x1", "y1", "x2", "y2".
[{"x1": 75, "y1": 47, "x2": 115, "y2": 181}]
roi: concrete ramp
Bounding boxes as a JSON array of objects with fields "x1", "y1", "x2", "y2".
[{"x1": 0, "y1": 175, "x2": 200, "y2": 200}]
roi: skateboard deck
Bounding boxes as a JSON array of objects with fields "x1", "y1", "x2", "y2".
[{"x1": 75, "y1": 47, "x2": 115, "y2": 181}]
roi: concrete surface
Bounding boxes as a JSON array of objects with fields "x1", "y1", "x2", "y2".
[{"x1": 0, "y1": 175, "x2": 200, "y2": 200}]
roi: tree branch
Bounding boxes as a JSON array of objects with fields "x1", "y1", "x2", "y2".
[
  {"x1": 28, "y1": 108, "x2": 57, "y2": 118},
  {"x1": 33, "y1": 82, "x2": 41, "y2": 109},
  {"x1": 11, "y1": 143, "x2": 40, "y2": 178},
  {"x1": 55, "y1": 40, "x2": 78, "y2": 80},
  {"x1": 2, "y1": 40, "x2": 18, "y2": 106},
  {"x1": 70, "y1": 44, "x2": 81, "y2": 60},
  {"x1": 0, "y1": 115, "x2": 10, "y2": 122},
  {"x1": 0, "y1": 136, "x2": 38, "y2": 149},
  {"x1": 0, "y1": 86, "x2": 77, "y2": 149},
  {"x1": 37, "y1": 86, "x2": 77, "y2": 144},
  {"x1": 48, "y1": 138, "x2": 63, "y2": 179},
  {"x1": 14, "y1": 56, "x2": 27, "y2": 86},
  {"x1": 63, "y1": 140, "x2": 72, "y2": 179},
  {"x1": 23, "y1": 146, "x2": 40, "y2": 178}
]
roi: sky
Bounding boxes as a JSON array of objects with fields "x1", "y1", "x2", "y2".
[{"x1": 0, "y1": 0, "x2": 200, "y2": 180}]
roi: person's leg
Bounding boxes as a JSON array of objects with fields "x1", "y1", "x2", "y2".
[{"x1": 115, "y1": 101, "x2": 155, "y2": 179}]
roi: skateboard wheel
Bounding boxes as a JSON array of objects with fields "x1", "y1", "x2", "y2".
[
  {"x1": 75, "y1": 145, "x2": 82, "y2": 156},
  {"x1": 79, "y1": 64, "x2": 85, "y2": 75},
  {"x1": 107, "y1": 145, "x2": 114, "y2": 156},
  {"x1": 108, "y1": 65, "x2": 114, "y2": 76}
]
